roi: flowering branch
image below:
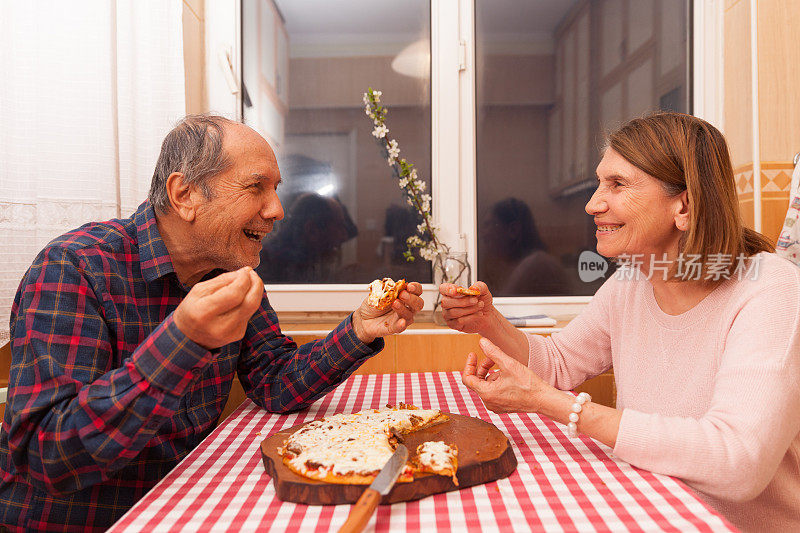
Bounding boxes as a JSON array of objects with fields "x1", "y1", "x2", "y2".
[{"x1": 363, "y1": 87, "x2": 447, "y2": 262}]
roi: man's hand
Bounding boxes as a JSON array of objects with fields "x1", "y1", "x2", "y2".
[
  {"x1": 462, "y1": 337, "x2": 551, "y2": 413},
  {"x1": 439, "y1": 281, "x2": 495, "y2": 334},
  {"x1": 352, "y1": 281, "x2": 424, "y2": 343},
  {"x1": 173, "y1": 267, "x2": 264, "y2": 349}
]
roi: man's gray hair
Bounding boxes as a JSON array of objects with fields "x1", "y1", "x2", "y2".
[{"x1": 149, "y1": 114, "x2": 236, "y2": 213}]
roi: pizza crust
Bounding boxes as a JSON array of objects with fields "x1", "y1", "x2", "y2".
[
  {"x1": 455, "y1": 286, "x2": 480, "y2": 296},
  {"x1": 282, "y1": 455, "x2": 415, "y2": 484}
]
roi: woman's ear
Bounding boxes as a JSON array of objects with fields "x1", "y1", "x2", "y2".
[
  {"x1": 674, "y1": 190, "x2": 690, "y2": 232},
  {"x1": 165, "y1": 172, "x2": 197, "y2": 222}
]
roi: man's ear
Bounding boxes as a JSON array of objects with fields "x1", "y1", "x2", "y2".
[
  {"x1": 165, "y1": 172, "x2": 199, "y2": 222},
  {"x1": 674, "y1": 190, "x2": 690, "y2": 232}
]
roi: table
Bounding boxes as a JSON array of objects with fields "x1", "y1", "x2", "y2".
[{"x1": 109, "y1": 372, "x2": 735, "y2": 532}]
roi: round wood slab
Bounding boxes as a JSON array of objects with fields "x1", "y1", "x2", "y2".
[{"x1": 260, "y1": 413, "x2": 517, "y2": 505}]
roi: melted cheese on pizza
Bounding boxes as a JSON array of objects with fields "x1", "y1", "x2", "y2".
[
  {"x1": 280, "y1": 407, "x2": 444, "y2": 477},
  {"x1": 416, "y1": 441, "x2": 455, "y2": 470},
  {"x1": 367, "y1": 279, "x2": 390, "y2": 307}
]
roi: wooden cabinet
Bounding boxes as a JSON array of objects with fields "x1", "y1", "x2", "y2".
[
  {"x1": 550, "y1": 9, "x2": 591, "y2": 192},
  {"x1": 548, "y1": 0, "x2": 687, "y2": 195},
  {"x1": 242, "y1": 0, "x2": 289, "y2": 150},
  {"x1": 599, "y1": 0, "x2": 624, "y2": 78}
]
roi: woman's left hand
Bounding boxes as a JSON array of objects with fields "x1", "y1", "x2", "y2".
[{"x1": 462, "y1": 337, "x2": 553, "y2": 413}]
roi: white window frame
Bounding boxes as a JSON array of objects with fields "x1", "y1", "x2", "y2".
[{"x1": 207, "y1": 0, "x2": 722, "y2": 316}]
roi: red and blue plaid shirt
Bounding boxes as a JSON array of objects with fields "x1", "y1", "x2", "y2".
[{"x1": 0, "y1": 201, "x2": 383, "y2": 531}]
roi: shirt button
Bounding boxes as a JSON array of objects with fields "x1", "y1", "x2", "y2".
[{"x1": 191, "y1": 368, "x2": 202, "y2": 377}]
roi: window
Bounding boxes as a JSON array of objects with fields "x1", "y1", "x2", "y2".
[
  {"x1": 241, "y1": 0, "x2": 432, "y2": 287},
  {"x1": 475, "y1": 0, "x2": 690, "y2": 297},
  {"x1": 236, "y1": 0, "x2": 699, "y2": 311}
]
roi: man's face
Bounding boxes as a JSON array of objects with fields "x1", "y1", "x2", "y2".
[{"x1": 190, "y1": 124, "x2": 284, "y2": 272}]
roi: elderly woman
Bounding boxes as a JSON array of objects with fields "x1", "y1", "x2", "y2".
[{"x1": 440, "y1": 112, "x2": 800, "y2": 532}]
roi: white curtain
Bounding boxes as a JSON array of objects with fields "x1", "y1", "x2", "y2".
[{"x1": 0, "y1": 0, "x2": 186, "y2": 339}]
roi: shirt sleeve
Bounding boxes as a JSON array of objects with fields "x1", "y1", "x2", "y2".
[
  {"x1": 526, "y1": 276, "x2": 615, "y2": 390},
  {"x1": 6, "y1": 245, "x2": 212, "y2": 496},
  {"x1": 236, "y1": 292, "x2": 384, "y2": 413},
  {"x1": 612, "y1": 269, "x2": 800, "y2": 502}
]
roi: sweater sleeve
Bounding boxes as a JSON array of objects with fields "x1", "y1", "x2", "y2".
[
  {"x1": 613, "y1": 268, "x2": 800, "y2": 502},
  {"x1": 526, "y1": 276, "x2": 616, "y2": 390}
]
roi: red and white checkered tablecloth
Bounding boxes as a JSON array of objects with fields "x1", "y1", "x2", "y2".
[{"x1": 108, "y1": 372, "x2": 735, "y2": 532}]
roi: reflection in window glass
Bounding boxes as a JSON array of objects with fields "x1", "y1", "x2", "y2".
[
  {"x1": 476, "y1": 0, "x2": 689, "y2": 296},
  {"x1": 241, "y1": 0, "x2": 432, "y2": 284}
]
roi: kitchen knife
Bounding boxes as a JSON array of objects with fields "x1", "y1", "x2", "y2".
[{"x1": 338, "y1": 444, "x2": 409, "y2": 533}]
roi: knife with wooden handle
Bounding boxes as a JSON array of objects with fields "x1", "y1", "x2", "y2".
[{"x1": 338, "y1": 444, "x2": 409, "y2": 533}]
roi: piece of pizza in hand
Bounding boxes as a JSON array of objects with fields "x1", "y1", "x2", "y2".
[
  {"x1": 367, "y1": 277, "x2": 407, "y2": 310},
  {"x1": 455, "y1": 286, "x2": 480, "y2": 296}
]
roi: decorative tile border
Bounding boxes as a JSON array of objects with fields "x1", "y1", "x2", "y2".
[
  {"x1": 733, "y1": 164, "x2": 754, "y2": 194},
  {"x1": 760, "y1": 162, "x2": 794, "y2": 192},
  {"x1": 733, "y1": 161, "x2": 794, "y2": 195}
]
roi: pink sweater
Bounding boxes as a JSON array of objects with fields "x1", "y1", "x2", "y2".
[{"x1": 527, "y1": 252, "x2": 800, "y2": 532}]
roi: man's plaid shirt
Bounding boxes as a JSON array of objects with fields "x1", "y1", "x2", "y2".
[{"x1": 0, "y1": 201, "x2": 383, "y2": 531}]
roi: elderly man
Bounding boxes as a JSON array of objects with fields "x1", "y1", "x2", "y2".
[{"x1": 0, "y1": 115, "x2": 424, "y2": 531}]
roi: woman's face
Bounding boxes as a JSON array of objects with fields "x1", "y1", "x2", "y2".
[{"x1": 585, "y1": 148, "x2": 687, "y2": 260}]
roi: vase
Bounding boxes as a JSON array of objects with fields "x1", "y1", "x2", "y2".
[{"x1": 432, "y1": 250, "x2": 471, "y2": 326}]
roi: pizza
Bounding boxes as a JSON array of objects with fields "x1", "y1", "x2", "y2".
[
  {"x1": 455, "y1": 286, "x2": 480, "y2": 296},
  {"x1": 278, "y1": 404, "x2": 458, "y2": 485},
  {"x1": 367, "y1": 278, "x2": 407, "y2": 310}
]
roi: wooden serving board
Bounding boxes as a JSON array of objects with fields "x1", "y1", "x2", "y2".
[{"x1": 260, "y1": 413, "x2": 517, "y2": 505}]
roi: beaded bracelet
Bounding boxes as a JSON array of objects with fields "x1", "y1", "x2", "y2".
[{"x1": 567, "y1": 392, "x2": 592, "y2": 438}]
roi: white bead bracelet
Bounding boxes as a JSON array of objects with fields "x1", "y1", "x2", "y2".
[{"x1": 566, "y1": 392, "x2": 591, "y2": 438}]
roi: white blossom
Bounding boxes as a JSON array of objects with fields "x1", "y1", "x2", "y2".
[
  {"x1": 363, "y1": 87, "x2": 444, "y2": 262},
  {"x1": 387, "y1": 139, "x2": 400, "y2": 160},
  {"x1": 372, "y1": 124, "x2": 388, "y2": 138},
  {"x1": 419, "y1": 245, "x2": 438, "y2": 262},
  {"x1": 420, "y1": 193, "x2": 431, "y2": 212}
]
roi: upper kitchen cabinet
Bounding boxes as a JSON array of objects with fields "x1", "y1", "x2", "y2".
[
  {"x1": 550, "y1": 2, "x2": 593, "y2": 193},
  {"x1": 597, "y1": 0, "x2": 686, "y2": 128},
  {"x1": 242, "y1": 0, "x2": 289, "y2": 150},
  {"x1": 549, "y1": 0, "x2": 688, "y2": 195}
]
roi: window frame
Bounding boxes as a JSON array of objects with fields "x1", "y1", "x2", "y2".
[{"x1": 212, "y1": 0, "x2": 721, "y2": 315}]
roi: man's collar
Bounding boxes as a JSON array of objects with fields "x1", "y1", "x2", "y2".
[{"x1": 134, "y1": 201, "x2": 177, "y2": 283}]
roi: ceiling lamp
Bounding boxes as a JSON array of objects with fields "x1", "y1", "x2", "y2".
[{"x1": 391, "y1": 39, "x2": 430, "y2": 79}]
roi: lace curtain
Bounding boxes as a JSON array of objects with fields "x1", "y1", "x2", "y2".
[{"x1": 0, "y1": 1, "x2": 186, "y2": 338}]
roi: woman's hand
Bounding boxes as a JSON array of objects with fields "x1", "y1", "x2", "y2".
[
  {"x1": 462, "y1": 337, "x2": 553, "y2": 413},
  {"x1": 439, "y1": 281, "x2": 496, "y2": 334}
]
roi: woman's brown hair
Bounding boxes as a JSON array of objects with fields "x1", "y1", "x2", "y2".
[{"x1": 607, "y1": 112, "x2": 773, "y2": 278}]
